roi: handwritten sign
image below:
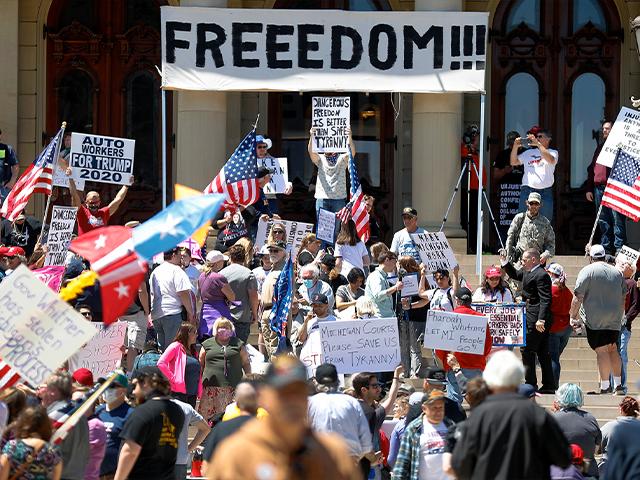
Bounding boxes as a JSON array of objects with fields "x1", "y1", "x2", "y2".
[
  {"x1": 316, "y1": 208, "x2": 337, "y2": 244},
  {"x1": 423, "y1": 310, "x2": 487, "y2": 355},
  {"x1": 597, "y1": 107, "x2": 640, "y2": 167},
  {"x1": 319, "y1": 317, "x2": 400, "y2": 374},
  {"x1": 472, "y1": 303, "x2": 526, "y2": 346},
  {"x1": 32, "y1": 266, "x2": 66, "y2": 292},
  {"x1": 0, "y1": 265, "x2": 97, "y2": 386},
  {"x1": 44, "y1": 206, "x2": 77, "y2": 267},
  {"x1": 52, "y1": 164, "x2": 85, "y2": 190},
  {"x1": 68, "y1": 322, "x2": 126, "y2": 378},
  {"x1": 401, "y1": 273, "x2": 419, "y2": 298},
  {"x1": 70, "y1": 133, "x2": 135, "y2": 185},
  {"x1": 619, "y1": 245, "x2": 640, "y2": 267},
  {"x1": 411, "y1": 232, "x2": 458, "y2": 273},
  {"x1": 311, "y1": 97, "x2": 350, "y2": 153},
  {"x1": 299, "y1": 328, "x2": 323, "y2": 378},
  {"x1": 256, "y1": 218, "x2": 314, "y2": 258},
  {"x1": 258, "y1": 157, "x2": 288, "y2": 194},
  {"x1": 498, "y1": 182, "x2": 520, "y2": 242}
]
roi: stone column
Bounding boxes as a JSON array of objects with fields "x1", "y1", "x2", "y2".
[
  {"x1": 0, "y1": 0, "x2": 19, "y2": 147},
  {"x1": 175, "y1": 0, "x2": 227, "y2": 190},
  {"x1": 412, "y1": 0, "x2": 465, "y2": 237}
]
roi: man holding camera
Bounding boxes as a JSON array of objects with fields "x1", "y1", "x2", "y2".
[{"x1": 510, "y1": 127, "x2": 558, "y2": 221}]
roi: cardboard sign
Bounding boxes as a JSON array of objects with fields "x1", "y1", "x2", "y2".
[
  {"x1": 316, "y1": 208, "x2": 337, "y2": 244},
  {"x1": 299, "y1": 328, "x2": 323, "y2": 378},
  {"x1": 0, "y1": 265, "x2": 97, "y2": 386},
  {"x1": 32, "y1": 266, "x2": 66, "y2": 292},
  {"x1": 255, "y1": 218, "x2": 314, "y2": 258},
  {"x1": 70, "y1": 133, "x2": 135, "y2": 186},
  {"x1": 597, "y1": 107, "x2": 640, "y2": 167},
  {"x1": 619, "y1": 245, "x2": 640, "y2": 267},
  {"x1": 472, "y1": 303, "x2": 526, "y2": 346},
  {"x1": 161, "y1": 8, "x2": 489, "y2": 93},
  {"x1": 319, "y1": 317, "x2": 400, "y2": 374},
  {"x1": 411, "y1": 232, "x2": 458, "y2": 273},
  {"x1": 52, "y1": 164, "x2": 85, "y2": 190},
  {"x1": 68, "y1": 322, "x2": 126, "y2": 378},
  {"x1": 177, "y1": 237, "x2": 203, "y2": 261},
  {"x1": 258, "y1": 157, "x2": 288, "y2": 194},
  {"x1": 423, "y1": 309, "x2": 487, "y2": 355},
  {"x1": 401, "y1": 273, "x2": 420, "y2": 297},
  {"x1": 498, "y1": 182, "x2": 521, "y2": 242},
  {"x1": 312, "y1": 97, "x2": 350, "y2": 153},
  {"x1": 44, "y1": 206, "x2": 78, "y2": 267}
]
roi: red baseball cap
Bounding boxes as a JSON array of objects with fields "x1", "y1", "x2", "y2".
[
  {"x1": 527, "y1": 125, "x2": 542, "y2": 135},
  {"x1": 485, "y1": 266, "x2": 502, "y2": 278},
  {"x1": 5, "y1": 246, "x2": 25, "y2": 257},
  {"x1": 0, "y1": 247, "x2": 10, "y2": 257},
  {"x1": 72, "y1": 368, "x2": 94, "y2": 387}
]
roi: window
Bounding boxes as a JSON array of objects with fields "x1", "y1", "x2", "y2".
[
  {"x1": 57, "y1": 70, "x2": 94, "y2": 133},
  {"x1": 504, "y1": 73, "x2": 539, "y2": 139},
  {"x1": 506, "y1": 0, "x2": 540, "y2": 32},
  {"x1": 573, "y1": 0, "x2": 606, "y2": 31},
  {"x1": 570, "y1": 73, "x2": 605, "y2": 188}
]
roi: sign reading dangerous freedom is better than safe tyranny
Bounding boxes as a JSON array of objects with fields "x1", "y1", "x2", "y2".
[
  {"x1": 312, "y1": 97, "x2": 350, "y2": 153},
  {"x1": 70, "y1": 133, "x2": 135, "y2": 186},
  {"x1": 44, "y1": 206, "x2": 78, "y2": 267}
]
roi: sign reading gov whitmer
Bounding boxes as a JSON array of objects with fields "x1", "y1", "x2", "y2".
[{"x1": 161, "y1": 7, "x2": 488, "y2": 93}]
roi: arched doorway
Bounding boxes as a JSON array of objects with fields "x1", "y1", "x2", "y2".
[
  {"x1": 490, "y1": 0, "x2": 622, "y2": 253},
  {"x1": 45, "y1": 0, "x2": 170, "y2": 223}
]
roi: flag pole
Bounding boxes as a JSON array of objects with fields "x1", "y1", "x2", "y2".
[
  {"x1": 38, "y1": 121, "x2": 67, "y2": 247},
  {"x1": 253, "y1": 114, "x2": 260, "y2": 131}
]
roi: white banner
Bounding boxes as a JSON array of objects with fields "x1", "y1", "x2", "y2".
[
  {"x1": 319, "y1": 317, "x2": 400, "y2": 374},
  {"x1": 411, "y1": 232, "x2": 458, "y2": 273},
  {"x1": 299, "y1": 329, "x2": 323, "y2": 378},
  {"x1": 44, "y1": 206, "x2": 78, "y2": 267},
  {"x1": 52, "y1": 164, "x2": 85, "y2": 191},
  {"x1": 423, "y1": 309, "x2": 487, "y2": 355},
  {"x1": 258, "y1": 156, "x2": 288, "y2": 194},
  {"x1": 255, "y1": 218, "x2": 314, "y2": 257},
  {"x1": 161, "y1": 7, "x2": 488, "y2": 93},
  {"x1": 597, "y1": 107, "x2": 640, "y2": 167},
  {"x1": 0, "y1": 265, "x2": 97, "y2": 386},
  {"x1": 472, "y1": 303, "x2": 525, "y2": 346},
  {"x1": 70, "y1": 133, "x2": 135, "y2": 186},
  {"x1": 312, "y1": 97, "x2": 350, "y2": 153},
  {"x1": 316, "y1": 208, "x2": 336, "y2": 244},
  {"x1": 68, "y1": 322, "x2": 126, "y2": 378},
  {"x1": 400, "y1": 272, "x2": 419, "y2": 298}
]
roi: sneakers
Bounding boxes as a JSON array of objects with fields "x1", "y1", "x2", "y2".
[
  {"x1": 587, "y1": 387, "x2": 612, "y2": 395},
  {"x1": 614, "y1": 385, "x2": 626, "y2": 396}
]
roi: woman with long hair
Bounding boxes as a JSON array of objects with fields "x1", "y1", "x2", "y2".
[
  {"x1": 197, "y1": 250, "x2": 236, "y2": 340},
  {"x1": 233, "y1": 237, "x2": 254, "y2": 267},
  {"x1": 297, "y1": 233, "x2": 323, "y2": 267},
  {"x1": 472, "y1": 266, "x2": 514, "y2": 303},
  {"x1": 0, "y1": 406, "x2": 62, "y2": 480},
  {"x1": 266, "y1": 222, "x2": 287, "y2": 246},
  {"x1": 547, "y1": 263, "x2": 574, "y2": 389},
  {"x1": 334, "y1": 220, "x2": 370, "y2": 278},
  {"x1": 318, "y1": 254, "x2": 348, "y2": 296},
  {"x1": 0, "y1": 388, "x2": 26, "y2": 450},
  {"x1": 157, "y1": 322, "x2": 201, "y2": 407}
]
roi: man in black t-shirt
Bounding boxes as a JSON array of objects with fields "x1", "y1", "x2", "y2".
[
  {"x1": 0, "y1": 128, "x2": 18, "y2": 204},
  {"x1": 0, "y1": 212, "x2": 41, "y2": 257},
  {"x1": 113, "y1": 366, "x2": 184, "y2": 480}
]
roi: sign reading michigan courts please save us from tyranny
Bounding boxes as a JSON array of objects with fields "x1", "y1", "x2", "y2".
[{"x1": 160, "y1": 7, "x2": 488, "y2": 93}]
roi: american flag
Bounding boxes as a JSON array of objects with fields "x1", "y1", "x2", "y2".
[
  {"x1": 601, "y1": 149, "x2": 640, "y2": 221},
  {"x1": 0, "y1": 359, "x2": 21, "y2": 389},
  {"x1": 0, "y1": 126, "x2": 65, "y2": 221},
  {"x1": 204, "y1": 129, "x2": 261, "y2": 211},
  {"x1": 337, "y1": 152, "x2": 370, "y2": 242},
  {"x1": 269, "y1": 254, "x2": 293, "y2": 353}
]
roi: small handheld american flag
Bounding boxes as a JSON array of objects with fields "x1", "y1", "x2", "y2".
[{"x1": 601, "y1": 149, "x2": 640, "y2": 221}]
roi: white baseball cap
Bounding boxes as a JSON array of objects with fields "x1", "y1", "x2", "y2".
[
  {"x1": 206, "y1": 250, "x2": 228, "y2": 263},
  {"x1": 589, "y1": 244, "x2": 606, "y2": 259}
]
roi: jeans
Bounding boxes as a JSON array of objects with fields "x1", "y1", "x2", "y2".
[
  {"x1": 0, "y1": 185, "x2": 9, "y2": 205},
  {"x1": 399, "y1": 315, "x2": 425, "y2": 377},
  {"x1": 594, "y1": 185, "x2": 627, "y2": 253},
  {"x1": 519, "y1": 185, "x2": 554, "y2": 221},
  {"x1": 152, "y1": 312, "x2": 184, "y2": 351},
  {"x1": 620, "y1": 326, "x2": 631, "y2": 390},
  {"x1": 446, "y1": 368, "x2": 482, "y2": 405},
  {"x1": 548, "y1": 326, "x2": 572, "y2": 388}
]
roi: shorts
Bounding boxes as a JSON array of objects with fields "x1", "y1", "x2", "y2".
[
  {"x1": 585, "y1": 327, "x2": 619, "y2": 350},
  {"x1": 121, "y1": 311, "x2": 147, "y2": 350}
]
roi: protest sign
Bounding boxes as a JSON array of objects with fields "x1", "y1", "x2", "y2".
[
  {"x1": 319, "y1": 318, "x2": 400, "y2": 374},
  {"x1": 316, "y1": 208, "x2": 337, "y2": 244},
  {"x1": 401, "y1": 273, "x2": 419, "y2": 297},
  {"x1": 300, "y1": 329, "x2": 323, "y2": 377},
  {"x1": 312, "y1": 97, "x2": 350, "y2": 153},
  {"x1": 70, "y1": 133, "x2": 135, "y2": 186},
  {"x1": 68, "y1": 322, "x2": 126, "y2": 378},
  {"x1": 472, "y1": 303, "x2": 526, "y2": 346},
  {"x1": 619, "y1": 245, "x2": 640, "y2": 267},
  {"x1": 177, "y1": 237, "x2": 203, "y2": 261},
  {"x1": 411, "y1": 232, "x2": 458, "y2": 273},
  {"x1": 258, "y1": 157, "x2": 288, "y2": 194},
  {"x1": 423, "y1": 309, "x2": 487, "y2": 355},
  {"x1": 498, "y1": 182, "x2": 520, "y2": 242},
  {"x1": 597, "y1": 107, "x2": 640, "y2": 167},
  {"x1": 32, "y1": 266, "x2": 66, "y2": 292},
  {"x1": 255, "y1": 218, "x2": 314, "y2": 258},
  {"x1": 52, "y1": 164, "x2": 85, "y2": 190},
  {"x1": 0, "y1": 265, "x2": 97, "y2": 386},
  {"x1": 44, "y1": 206, "x2": 77, "y2": 267}
]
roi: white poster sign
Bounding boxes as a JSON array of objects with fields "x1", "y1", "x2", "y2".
[
  {"x1": 299, "y1": 329, "x2": 323, "y2": 378},
  {"x1": 411, "y1": 232, "x2": 458, "y2": 273},
  {"x1": 597, "y1": 107, "x2": 640, "y2": 167},
  {"x1": 316, "y1": 208, "x2": 337, "y2": 244},
  {"x1": 161, "y1": 7, "x2": 488, "y2": 93},
  {"x1": 258, "y1": 156, "x2": 288, "y2": 194},
  {"x1": 472, "y1": 303, "x2": 525, "y2": 346},
  {"x1": 319, "y1": 317, "x2": 400, "y2": 374},
  {"x1": 52, "y1": 164, "x2": 85, "y2": 190},
  {"x1": 68, "y1": 322, "x2": 126, "y2": 378},
  {"x1": 0, "y1": 265, "x2": 97, "y2": 386},
  {"x1": 401, "y1": 273, "x2": 420, "y2": 298},
  {"x1": 255, "y1": 218, "x2": 314, "y2": 258},
  {"x1": 423, "y1": 309, "x2": 487, "y2": 355},
  {"x1": 69, "y1": 133, "x2": 135, "y2": 186},
  {"x1": 619, "y1": 245, "x2": 640, "y2": 267},
  {"x1": 312, "y1": 97, "x2": 350, "y2": 153},
  {"x1": 44, "y1": 206, "x2": 78, "y2": 267}
]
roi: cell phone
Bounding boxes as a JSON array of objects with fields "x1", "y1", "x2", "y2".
[{"x1": 520, "y1": 138, "x2": 532, "y2": 148}]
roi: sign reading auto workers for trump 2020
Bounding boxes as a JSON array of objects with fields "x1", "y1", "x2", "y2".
[
  {"x1": 312, "y1": 97, "x2": 350, "y2": 153},
  {"x1": 161, "y1": 7, "x2": 488, "y2": 93},
  {"x1": 70, "y1": 133, "x2": 135, "y2": 186}
]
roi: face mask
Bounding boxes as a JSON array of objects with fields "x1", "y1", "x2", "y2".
[
  {"x1": 102, "y1": 389, "x2": 120, "y2": 404},
  {"x1": 217, "y1": 328, "x2": 233, "y2": 341},
  {"x1": 303, "y1": 279, "x2": 315, "y2": 289},
  {"x1": 87, "y1": 204, "x2": 99, "y2": 212}
]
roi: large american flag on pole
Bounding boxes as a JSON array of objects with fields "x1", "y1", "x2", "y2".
[
  {"x1": 0, "y1": 125, "x2": 65, "y2": 221},
  {"x1": 0, "y1": 359, "x2": 21, "y2": 389},
  {"x1": 601, "y1": 149, "x2": 640, "y2": 221},
  {"x1": 337, "y1": 152, "x2": 370, "y2": 242},
  {"x1": 203, "y1": 129, "x2": 261, "y2": 211}
]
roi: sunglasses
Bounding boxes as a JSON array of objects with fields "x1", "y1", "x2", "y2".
[
  {"x1": 257, "y1": 145, "x2": 268, "y2": 149},
  {"x1": 536, "y1": 135, "x2": 546, "y2": 139},
  {"x1": 273, "y1": 230, "x2": 285, "y2": 234},
  {"x1": 79, "y1": 311, "x2": 92, "y2": 317}
]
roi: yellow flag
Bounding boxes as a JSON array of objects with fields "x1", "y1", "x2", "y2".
[{"x1": 174, "y1": 184, "x2": 210, "y2": 247}]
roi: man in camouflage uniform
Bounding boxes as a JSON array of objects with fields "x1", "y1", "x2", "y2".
[{"x1": 504, "y1": 192, "x2": 555, "y2": 265}]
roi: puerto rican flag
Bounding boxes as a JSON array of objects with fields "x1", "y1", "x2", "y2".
[
  {"x1": 337, "y1": 152, "x2": 370, "y2": 243},
  {"x1": 601, "y1": 149, "x2": 640, "y2": 221}
]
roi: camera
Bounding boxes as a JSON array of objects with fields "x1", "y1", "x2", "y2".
[
  {"x1": 462, "y1": 124, "x2": 479, "y2": 146},
  {"x1": 520, "y1": 137, "x2": 532, "y2": 149}
]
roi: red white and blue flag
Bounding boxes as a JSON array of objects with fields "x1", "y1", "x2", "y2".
[
  {"x1": 269, "y1": 254, "x2": 294, "y2": 353},
  {"x1": 601, "y1": 149, "x2": 640, "y2": 222},
  {"x1": 204, "y1": 129, "x2": 261, "y2": 211},
  {"x1": 1, "y1": 126, "x2": 65, "y2": 221},
  {"x1": 0, "y1": 359, "x2": 21, "y2": 389},
  {"x1": 337, "y1": 152, "x2": 370, "y2": 242}
]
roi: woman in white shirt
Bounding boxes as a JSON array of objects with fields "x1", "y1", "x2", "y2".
[
  {"x1": 472, "y1": 266, "x2": 514, "y2": 303},
  {"x1": 334, "y1": 219, "x2": 370, "y2": 278}
]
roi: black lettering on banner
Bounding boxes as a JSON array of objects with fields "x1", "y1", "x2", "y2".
[
  {"x1": 463, "y1": 25, "x2": 473, "y2": 56},
  {"x1": 298, "y1": 24, "x2": 324, "y2": 69},
  {"x1": 266, "y1": 25, "x2": 294, "y2": 69},
  {"x1": 450, "y1": 26, "x2": 460, "y2": 70},
  {"x1": 475, "y1": 25, "x2": 486, "y2": 69},
  {"x1": 165, "y1": 21, "x2": 191, "y2": 64},
  {"x1": 330, "y1": 26, "x2": 363, "y2": 69},
  {"x1": 232, "y1": 22, "x2": 262, "y2": 68},
  {"x1": 368, "y1": 24, "x2": 397, "y2": 71},
  {"x1": 403, "y1": 25, "x2": 443, "y2": 69},
  {"x1": 196, "y1": 23, "x2": 226, "y2": 68}
]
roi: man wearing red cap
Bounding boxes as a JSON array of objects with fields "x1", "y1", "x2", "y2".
[{"x1": 1, "y1": 246, "x2": 26, "y2": 277}]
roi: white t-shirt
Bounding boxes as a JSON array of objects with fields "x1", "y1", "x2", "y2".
[
  {"x1": 428, "y1": 287, "x2": 454, "y2": 311},
  {"x1": 472, "y1": 287, "x2": 514, "y2": 303},
  {"x1": 418, "y1": 419, "x2": 449, "y2": 480},
  {"x1": 252, "y1": 266, "x2": 271, "y2": 295},
  {"x1": 314, "y1": 153, "x2": 348, "y2": 200},
  {"x1": 334, "y1": 241, "x2": 369, "y2": 277},
  {"x1": 517, "y1": 148, "x2": 559, "y2": 189},
  {"x1": 390, "y1": 227, "x2": 425, "y2": 264},
  {"x1": 184, "y1": 264, "x2": 200, "y2": 292},
  {"x1": 149, "y1": 262, "x2": 193, "y2": 319}
]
